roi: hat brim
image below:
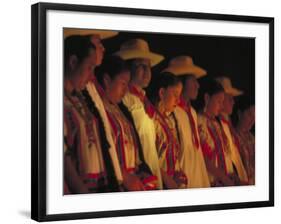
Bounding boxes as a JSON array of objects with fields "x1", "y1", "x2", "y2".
[
  {"x1": 64, "y1": 28, "x2": 118, "y2": 39},
  {"x1": 225, "y1": 87, "x2": 243, "y2": 96},
  {"x1": 114, "y1": 50, "x2": 164, "y2": 67},
  {"x1": 163, "y1": 65, "x2": 207, "y2": 78}
]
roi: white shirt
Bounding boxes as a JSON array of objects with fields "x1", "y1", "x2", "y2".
[
  {"x1": 220, "y1": 117, "x2": 248, "y2": 183},
  {"x1": 174, "y1": 106, "x2": 210, "y2": 188}
]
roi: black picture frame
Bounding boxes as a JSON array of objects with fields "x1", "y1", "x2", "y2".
[{"x1": 31, "y1": 2, "x2": 274, "y2": 222}]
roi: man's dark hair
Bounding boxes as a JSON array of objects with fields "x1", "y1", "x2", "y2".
[{"x1": 64, "y1": 35, "x2": 96, "y2": 75}]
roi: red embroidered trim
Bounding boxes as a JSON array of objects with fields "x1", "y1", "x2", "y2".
[
  {"x1": 106, "y1": 111, "x2": 127, "y2": 171},
  {"x1": 156, "y1": 111, "x2": 177, "y2": 176}
]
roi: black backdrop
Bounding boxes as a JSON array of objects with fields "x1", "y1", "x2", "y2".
[{"x1": 102, "y1": 30, "x2": 255, "y2": 107}]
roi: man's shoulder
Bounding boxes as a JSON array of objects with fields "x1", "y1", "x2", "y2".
[{"x1": 123, "y1": 92, "x2": 144, "y2": 110}]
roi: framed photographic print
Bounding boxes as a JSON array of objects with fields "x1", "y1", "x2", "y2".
[{"x1": 31, "y1": 2, "x2": 274, "y2": 222}]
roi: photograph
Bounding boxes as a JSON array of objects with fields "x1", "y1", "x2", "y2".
[{"x1": 63, "y1": 28, "x2": 255, "y2": 194}]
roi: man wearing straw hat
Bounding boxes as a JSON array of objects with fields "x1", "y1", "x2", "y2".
[
  {"x1": 114, "y1": 39, "x2": 165, "y2": 189},
  {"x1": 216, "y1": 76, "x2": 248, "y2": 185},
  {"x1": 163, "y1": 56, "x2": 210, "y2": 188},
  {"x1": 64, "y1": 28, "x2": 124, "y2": 192}
]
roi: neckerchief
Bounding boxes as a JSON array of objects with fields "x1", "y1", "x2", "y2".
[{"x1": 128, "y1": 84, "x2": 156, "y2": 118}]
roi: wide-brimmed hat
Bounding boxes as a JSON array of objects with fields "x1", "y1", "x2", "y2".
[
  {"x1": 64, "y1": 28, "x2": 118, "y2": 39},
  {"x1": 113, "y1": 39, "x2": 164, "y2": 67},
  {"x1": 215, "y1": 76, "x2": 243, "y2": 96},
  {"x1": 163, "y1": 56, "x2": 207, "y2": 78}
]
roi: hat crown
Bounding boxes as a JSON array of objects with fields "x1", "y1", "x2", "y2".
[
  {"x1": 120, "y1": 39, "x2": 150, "y2": 53},
  {"x1": 169, "y1": 56, "x2": 194, "y2": 68},
  {"x1": 162, "y1": 55, "x2": 206, "y2": 78},
  {"x1": 216, "y1": 77, "x2": 233, "y2": 89},
  {"x1": 215, "y1": 76, "x2": 243, "y2": 96}
]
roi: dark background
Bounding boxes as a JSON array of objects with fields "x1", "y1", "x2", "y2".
[{"x1": 102, "y1": 30, "x2": 255, "y2": 109}]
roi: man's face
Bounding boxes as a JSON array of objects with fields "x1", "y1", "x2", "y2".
[
  {"x1": 221, "y1": 93, "x2": 235, "y2": 115},
  {"x1": 205, "y1": 91, "x2": 225, "y2": 117},
  {"x1": 91, "y1": 35, "x2": 105, "y2": 66},
  {"x1": 183, "y1": 75, "x2": 200, "y2": 100},
  {"x1": 131, "y1": 58, "x2": 152, "y2": 89},
  {"x1": 71, "y1": 48, "x2": 96, "y2": 90},
  {"x1": 240, "y1": 106, "x2": 255, "y2": 131}
]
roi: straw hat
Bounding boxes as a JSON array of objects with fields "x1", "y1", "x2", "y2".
[
  {"x1": 113, "y1": 39, "x2": 164, "y2": 67},
  {"x1": 63, "y1": 28, "x2": 118, "y2": 39},
  {"x1": 163, "y1": 56, "x2": 207, "y2": 78},
  {"x1": 215, "y1": 76, "x2": 243, "y2": 96}
]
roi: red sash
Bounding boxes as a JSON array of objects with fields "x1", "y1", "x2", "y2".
[
  {"x1": 129, "y1": 85, "x2": 156, "y2": 118},
  {"x1": 178, "y1": 97, "x2": 200, "y2": 149}
]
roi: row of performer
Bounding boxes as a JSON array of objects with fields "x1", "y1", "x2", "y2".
[{"x1": 63, "y1": 29, "x2": 255, "y2": 193}]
